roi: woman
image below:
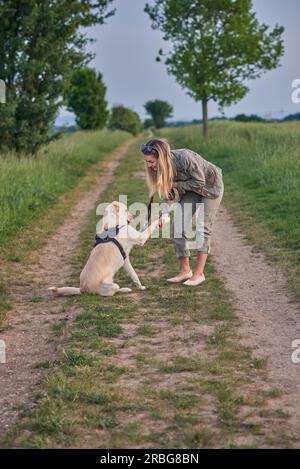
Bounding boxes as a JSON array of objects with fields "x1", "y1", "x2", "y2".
[{"x1": 140, "y1": 138, "x2": 224, "y2": 286}]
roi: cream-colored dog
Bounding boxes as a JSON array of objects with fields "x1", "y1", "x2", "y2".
[{"x1": 48, "y1": 201, "x2": 166, "y2": 297}]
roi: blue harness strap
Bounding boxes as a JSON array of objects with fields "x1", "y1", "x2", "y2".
[{"x1": 94, "y1": 225, "x2": 126, "y2": 260}]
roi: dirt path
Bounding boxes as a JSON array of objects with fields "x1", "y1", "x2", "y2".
[
  {"x1": 212, "y1": 205, "x2": 300, "y2": 440},
  {"x1": 2, "y1": 147, "x2": 300, "y2": 445},
  {"x1": 0, "y1": 138, "x2": 134, "y2": 436}
]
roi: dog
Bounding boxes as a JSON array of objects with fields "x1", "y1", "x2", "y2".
[{"x1": 48, "y1": 201, "x2": 168, "y2": 297}]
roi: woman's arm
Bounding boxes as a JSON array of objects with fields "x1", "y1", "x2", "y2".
[{"x1": 175, "y1": 150, "x2": 206, "y2": 195}]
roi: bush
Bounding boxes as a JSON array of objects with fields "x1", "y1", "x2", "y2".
[{"x1": 108, "y1": 106, "x2": 143, "y2": 136}]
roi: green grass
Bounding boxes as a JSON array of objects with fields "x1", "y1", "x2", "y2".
[
  {"x1": 1, "y1": 131, "x2": 295, "y2": 449},
  {"x1": 158, "y1": 121, "x2": 300, "y2": 297},
  {"x1": 0, "y1": 279, "x2": 11, "y2": 324},
  {"x1": 0, "y1": 128, "x2": 130, "y2": 247},
  {"x1": 0, "y1": 129, "x2": 132, "y2": 328}
]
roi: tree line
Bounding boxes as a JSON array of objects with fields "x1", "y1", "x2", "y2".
[
  {"x1": 65, "y1": 67, "x2": 174, "y2": 136},
  {"x1": 0, "y1": 0, "x2": 284, "y2": 154}
]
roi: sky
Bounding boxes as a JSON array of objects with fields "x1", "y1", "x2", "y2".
[{"x1": 57, "y1": 0, "x2": 300, "y2": 126}]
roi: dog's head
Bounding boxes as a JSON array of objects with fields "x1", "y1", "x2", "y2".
[{"x1": 102, "y1": 201, "x2": 134, "y2": 230}]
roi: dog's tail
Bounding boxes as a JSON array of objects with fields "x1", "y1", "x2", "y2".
[{"x1": 48, "y1": 286, "x2": 81, "y2": 296}]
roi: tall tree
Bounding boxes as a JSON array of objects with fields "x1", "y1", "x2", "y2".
[
  {"x1": 0, "y1": 0, "x2": 115, "y2": 154},
  {"x1": 144, "y1": 99, "x2": 173, "y2": 128},
  {"x1": 65, "y1": 68, "x2": 108, "y2": 129},
  {"x1": 145, "y1": 0, "x2": 284, "y2": 137}
]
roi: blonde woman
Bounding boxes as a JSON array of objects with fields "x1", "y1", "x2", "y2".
[{"x1": 140, "y1": 138, "x2": 224, "y2": 286}]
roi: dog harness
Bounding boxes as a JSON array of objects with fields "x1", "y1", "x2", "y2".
[{"x1": 94, "y1": 225, "x2": 127, "y2": 260}]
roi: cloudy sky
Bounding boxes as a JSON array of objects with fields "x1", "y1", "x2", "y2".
[{"x1": 57, "y1": 0, "x2": 300, "y2": 125}]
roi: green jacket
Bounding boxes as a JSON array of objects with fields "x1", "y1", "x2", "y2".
[{"x1": 169, "y1": 148, "x2": 223, "y2": 199}]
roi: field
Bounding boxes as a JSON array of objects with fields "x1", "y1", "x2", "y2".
[
  {"x1": 1, "y1": 122, "x2": 300, "y2": 448},
  {"x1": 0, "y1": 129, "x2": 130, "y2": 247}
]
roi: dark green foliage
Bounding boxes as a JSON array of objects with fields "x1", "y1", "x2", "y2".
[
  {"x1": 283, "y1": 113, "x2": 300, "y2": 122},
  {"x1": 0, "y1": 0, "x2": 115, "y2": 154},
  {"x1": 65, "y1": 68, "x2": 108, "y2": 129},
  {"x1": 144, "y1": 99, "x2": 173, "y2": 129},
  {"x1": 108, "y1": 105, "x2": 143, "y2": 136},
  {"x1": 143, "y1": 118, "x2": 155, "y2": 129},
  {"x1": 234, "y1": 114, "x2": 265, "y2": 122}
]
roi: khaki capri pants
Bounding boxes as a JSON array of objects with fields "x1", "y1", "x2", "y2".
[{"x1": 172, "y1": 182, "x2": 224, "y2": 257}]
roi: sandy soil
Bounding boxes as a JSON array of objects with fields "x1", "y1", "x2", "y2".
[{"x1": 212, "y1": 205, "x2": 300, "y2": 441}]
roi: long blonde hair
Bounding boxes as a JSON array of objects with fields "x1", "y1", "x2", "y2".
[{"x1": 143, "y1": 139, "x2": 175, "y2": 199}]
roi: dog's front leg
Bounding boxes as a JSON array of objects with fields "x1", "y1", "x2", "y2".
[
  {"x1": 138, "y1": 219, "x2": 160, "y2": 246},
  {"x1": 124, "y1": 257, "x2": 146, "y2": 290}
]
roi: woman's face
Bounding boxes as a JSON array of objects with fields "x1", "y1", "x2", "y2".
[{"x1": 143, "y1": 154, "x2": 158, "y2": 172}]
